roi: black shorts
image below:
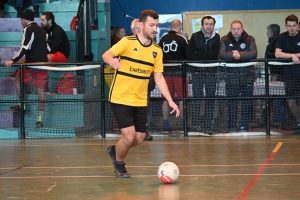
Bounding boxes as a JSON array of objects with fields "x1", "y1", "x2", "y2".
[{"x1": 110, "y1": 102, "x2": 147, "y2": 132}]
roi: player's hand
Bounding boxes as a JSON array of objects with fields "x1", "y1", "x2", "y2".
[
  {"x1": 169, "y1": 101, "x2": 180, "y2": 117},
  {"x1": 109, "y1": 57, "x2": 121, "y2": 69},
  {"x1": 5, "y1": 60, "x2": 14, "y2": 67}
]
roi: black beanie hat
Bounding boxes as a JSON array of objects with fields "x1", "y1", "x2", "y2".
[{"x1": 21, "y1": 9, "x2": 34, "y2": 21}]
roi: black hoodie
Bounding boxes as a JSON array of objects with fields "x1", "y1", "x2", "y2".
[
  {"x1": 45, "y1": 22, "x2": 70, "y2": 59},
  {"x1": 186, "y1": 29, "x2": 220, "y2": 60}
]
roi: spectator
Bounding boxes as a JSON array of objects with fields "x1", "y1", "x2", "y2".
[
  {"x1": 5, "y1": 9, "x2": 48, "y2": 128},
  {"x1": 219, "y1": 20, "x2": 257, "y2": 132},
  {"x1": 130, "y1": 18, "x2": 140, "y2": 35},
  {"x1": 275, "y1": 14, "x2": 300, "y2": 134},
  {"x1": 40, "y1": 12, "x2": 70, "y2": 62},
  {"x1": 158, "y1": 19, "x2": 188, "y2": 133},
  {"x1": 16, "y1": 0, "x2": 40, "y2": 18},
  {"x1": 265, "y1": 24, "x2": 282, "y2": 81},
  {"x1": 186, "y1": 16, "x2": 220, "y2": 134},
  {"x1": 111, "y1": 26, "x2": 126, "y2": 46}
]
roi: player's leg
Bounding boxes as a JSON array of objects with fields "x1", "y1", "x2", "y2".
[
  {"x1": 36, "y1": 88, "x2": 46, "y2": 128},
  {"x1": 107, "y1": 103, "x2": 138, "y2": 178}
]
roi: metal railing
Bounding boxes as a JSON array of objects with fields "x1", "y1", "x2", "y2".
[{"x1": 0, "y1": 59, "x2": 297, "y2": 138}]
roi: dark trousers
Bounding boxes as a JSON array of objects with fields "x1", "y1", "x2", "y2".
[
  {"x1": 191, "y1": 73, "x2": 216, "y2": 129},
  {"x1": 226, "y1": 75, "x2": 254, "y2": 129}
]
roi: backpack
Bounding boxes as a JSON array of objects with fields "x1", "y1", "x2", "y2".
[{"x1": 57, "y1": 73, "x2": 77, "y2": 94}]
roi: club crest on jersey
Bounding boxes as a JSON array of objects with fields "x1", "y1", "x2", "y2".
[
  {"x1": 152, "y1": 51, "x2": 157, "y2": 58},
  {"x1": 240, "y1": 43, "x2": 246, "y2": 49}
]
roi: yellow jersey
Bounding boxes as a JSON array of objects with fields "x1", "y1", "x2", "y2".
[{"x1": 109, "y1": 35, "x2": 163, "y2": 106}]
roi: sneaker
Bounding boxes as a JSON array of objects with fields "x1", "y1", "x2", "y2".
[
  {"x1": 162, "y1": 127, "x2": 171, "y2": 134},
  {"x1": 106, "y1": 145, "x2": 116, "y2": 163},
  {"x1": 36, "y1": 121, "x2": 44, "y2": 128},
  {"x1": 191, "y1": 125, "x2": 201, "y2": 132},
  {"x1": 204, "y1": 129, "x2": 212, "y2": 135},
  {"x1": 227, "y1": 127, "x2": 237, "y2": 133},
  {"x1": 144, "y1": 132, "x2": 153, "y2": 141},
  {"x1": 180, "y1": 129, "x2": 184, "y2": 134},
  {"x1": 114, "y1": 162, "x2": 131, "y2": 178},
  {"x1": 240, "y1": 126, "x2": 249, "y2": 132},
  {"x1": 10, "y1": 105, "x2": 21, "y2": 111}
]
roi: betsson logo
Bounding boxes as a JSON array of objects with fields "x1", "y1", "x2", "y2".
[{"x1": 130, "y1": 66, "x2": 150, "y2": 74}]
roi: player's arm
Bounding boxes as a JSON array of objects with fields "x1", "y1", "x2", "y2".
[
  {"x1": 154, "y1": 72, "x2": 180, "y2": 117},
  {"x1": 102, "y1": 50, "x2": 120, "y2": 69},
  {"x1": 275, "y1": 48, "x2": 300, "y2": 64}
]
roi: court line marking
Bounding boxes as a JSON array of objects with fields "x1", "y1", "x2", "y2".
[
  {"x1": 237, "y1": 142, "x2": 283, "y2": 200},
  {"x1": 0, "y1": 160, "x2": 40, "y2": 176},
  {"x1": 1, "y1": 173, "x2": 300, "y2": 179},
  {"x1": 1, "y1": 162, "x2": 300, "y2": 170}
]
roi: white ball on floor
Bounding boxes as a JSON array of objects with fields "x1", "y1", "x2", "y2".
[{"x1": 158, "y1": 161, "x2": 179, "y2": 183}]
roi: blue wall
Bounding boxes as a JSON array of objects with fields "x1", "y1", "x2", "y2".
[{"x1": 111, "y1": 0, "x2": 300, "y2": 35}]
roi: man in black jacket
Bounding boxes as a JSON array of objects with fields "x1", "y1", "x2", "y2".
[
  {"x1": 159, "y1": 19, "x2": 188, "y2": 133},
  {"x1": 5, "y1": 9, "x2": 48, "y2": 128},
  {"x1": 40, "y1": 12, "x2": 70, "y2": 62},
  {"x1": 186, "y1": 16, "x2": 220, "y2": 134},
  {"x1": 219, "y1": 20, "x2": 257, "y2": 132}
]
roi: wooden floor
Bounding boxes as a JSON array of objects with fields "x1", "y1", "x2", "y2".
[{"x1": 1, "y1": 136, "x2": 300, "y2": 200}]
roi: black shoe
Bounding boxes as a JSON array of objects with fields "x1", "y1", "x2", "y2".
[
  {"x1": 10, "y1": 105, "x2": 25, "y2": 114},
  {"x1": 10, "y1": 105, "x2": 21, "y2": 111},
  {"x1": 106, "y1": 145, "x2": 116, "y2": 163},
  {"x1": 204, "y1": 129, "x2": 212, "y2": 135},
  {"x1": 36, "y1": 121, "x2": 43, "y2": 128},
  {"x1": 227, "y1": 127, "x2": 237, "y2": 133},
  {"x1": 240, "y1": 126, "x2": 249, "y2": 132},
  {"x1": 191, "y1": 125, "x2": 201, "y2": 132},
  {"x1": 114, "y1": 162, "x2": 130, "y2": 178},
  {"x1": 144, "y1": 132, "x2": 153, "y2": 141}
]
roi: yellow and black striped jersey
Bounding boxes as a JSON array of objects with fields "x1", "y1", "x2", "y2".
[{"x1": 109, "y1": 35, "x2": 163, "y2": 106}]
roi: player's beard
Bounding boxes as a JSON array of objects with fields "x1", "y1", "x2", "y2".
[{"x1": 143, "y1": 31, "x2": 156, "y2": 40}]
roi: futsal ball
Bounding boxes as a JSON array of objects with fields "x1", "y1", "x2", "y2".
[{"x1": 158, "y1": 162, "x2": 180, "y2": 183}]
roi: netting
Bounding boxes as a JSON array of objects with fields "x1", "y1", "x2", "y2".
[
  {"x1": 1, "y1": 60, "x2": 300, "y2": 138},
  {"x1": 0, "y1": 64, "x2": 102, "y2": 138}
]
